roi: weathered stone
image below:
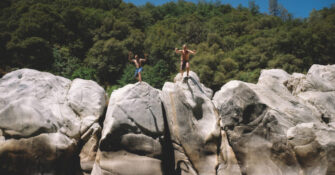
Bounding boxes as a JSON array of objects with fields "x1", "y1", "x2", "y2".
[
  {"x1": 0, "y1": 69, "x2": 106, "y2": 175},
  {"x1": 213, "y1": 66, "x2": 335, "y2": 175},
  {"x1": 80, "y1": 123, "x2": 101, "y2": 174},
  {"x1": 0, "y1": 133, "x2": 76, "y2": 175},
  {"x1": 1, "y1": 64, "x2": 335, "y2": 175},
  {"x1": 161, "y1": 71, "x2": 237, "y2": 175},
  {"x1": 305, "y1": 64, "x2": 335, "y2": 92},
  {"x1": 286, "y1": 64, "x2": 335, "y2": 94},
  {"x1": 286, "y1": 65, "x2": 335, "y2": 127},
  {"x1": 0, "y1": 129, "x2": 4, "y2": 143},
  {"x1": 67, "y1": 79, "x2": 106, "y2": 118},
  {"x1": 287, "y1": 123, "x2": 335, "y2": 175},
  {"x1": 217, "y1": 130, "x2": 241, "y2": 175},
  {"x1": 92, "y1": 82, "x2": 164, "y2": 175},
  {"x1": 93, "y1": 151, "x2": 163, "y2": 175},
  {"x1": 297, "y1": 91, "x2": 335, "y2": 127},
  {"x1": 0, "y1": 97, "x2": 60, "y2": 138}
]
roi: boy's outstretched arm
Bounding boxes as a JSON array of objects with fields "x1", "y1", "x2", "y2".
[
  {"x1": 140, "y1": 53, "x2": 148, "y2": 62},
  {"x1": 175, "y1": 48, "x2": 182, "y2": 54},
  {"x1": 189, "y1": 49, "x2": 196, "y2": 54}
]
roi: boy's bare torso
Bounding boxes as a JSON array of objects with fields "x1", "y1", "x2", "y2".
[
  {"x1": 131, "y1": 59, "x2": 144, "y2": 68},
  {"x1": 181, "y1": 50, "x2": 190, "y2": 61}
]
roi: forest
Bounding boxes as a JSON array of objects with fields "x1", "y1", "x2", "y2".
[{"x1": 1, "y1": 0, "x2": 335, "y2": 93}]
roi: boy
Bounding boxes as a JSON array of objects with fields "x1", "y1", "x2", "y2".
[
  {"x1": 175, "y1": 44, "x2": 196, "y2": 78},
  {"x1": 128, "y1": 52, "x2": 147, "y2": 82}
]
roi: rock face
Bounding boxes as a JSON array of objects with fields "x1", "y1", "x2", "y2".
[
  {"x1": 286, "y1": 64, "x2": 335, "y2": 127},
  {"x1": 213, "y1": 65, "x2": 335, "y2": 175},
  {"x1": 91, "y1": 82, "x2": 165, "y2": 175},
  {"x1": 0, "y1": 69, "x2": 106, "y2": 175},
  {"x1": 161, "y1": 72, "x2": 240, "y2": 175},
  {"x1": 1, "y1": 64, "x2": 335, "y2": 175},
  {"x1": 92, "y1": 72, "x2": 239, "y2": 175}
]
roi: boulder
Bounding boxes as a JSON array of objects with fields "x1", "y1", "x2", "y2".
[
  {"x1": 0, "y1": 69, "x2": 106, "y2": 175},
  {"x1": 161, "y1": 71, "x2": 240, "y2": 175},
  {"x1": 80, "y1": 123, "x2": 101, "y2": 175},
  {"x1": 286, "y1": 64, "x2": 335, "y2": 127},
  {"x1": 213, "y1": 66, "x2": 335, "y2": 175},
  {"x1": 92, "y1": 82, "x2": 165, "y2": 175},
  {"x1": 1, "y1": 64, "x2": 335, "y2": 175},
  {"x1": 287, "y1": 123, "x2": 335, "y2": 175}
]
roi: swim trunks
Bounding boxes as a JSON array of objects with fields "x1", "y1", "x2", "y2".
[
  {"x1": 134, "y1": 67, "x2": 143, "y2": 77},
  {"x1": 181, "y1": 60, "x2": 189, "y2": 70}
]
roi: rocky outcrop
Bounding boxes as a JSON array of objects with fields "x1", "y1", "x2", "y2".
[
  {"x1": 286, "y1": 64, "x2": 335, "y2": 127},
  {"x1": 161, "y1": 72, "x2": 240, "y2": 175},
  {"x1": 0, "y1": 69, "x2": 106, "y2": 175},
  {"x1": 91, "y1": 82, "x2": 165, "y2": 175},
  {"x1": 92, "y1": 72, "x2": 239, "y2": 175},
  {"x1": 213, "y1": 65, "x2": 335, "y2": 175},
  {"x1": 1, "y1": 64, "x2": 335, "y2": 175}
]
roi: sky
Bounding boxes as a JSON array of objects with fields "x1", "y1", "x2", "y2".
[{"x1": 123, "y1": 0, "x2": 335, "y2": 18}]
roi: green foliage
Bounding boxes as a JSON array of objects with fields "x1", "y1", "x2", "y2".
[
  {"x1": 71, "y1": 66, "x2": 97, "y2": 80},
  {"x1": 85, "y1": 37, "x2": 127, "y2": 83},
  {"x1": 52, "y1": 47, "x2": 80, "y2": 79},
  {"x1": 269, "y1": 0, "x2": 279, "y2": 16},
  {"x1": 7, "y1": 37, "x2": 53, "y2": 70},
  {"x1": 1, "y1": 0, "x2": 335, "y2": 93},
  {"x1": 142, "y1": 59, "x2": 170, "y2": 89},
  {"x1": 117, "y1": 64, "x2": 137, "y2": 86},
  {"x1": 249, "y1": 0, "x2": 259, "y2": 15}
]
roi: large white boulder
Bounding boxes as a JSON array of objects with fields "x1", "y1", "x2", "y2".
[
  {"x1": 0, "y1": 69, "x2": 106, "y2": 175},
  {"x1": 213, "y1": 65, "x2": 335, "y2": 175},
  {"x1": 92, "y1": 82, "x2": 165, "y2": 175},
  {"x1": 286, "y1": 64, "x2": 335, "y2": 127},
  {"x1": 161, "y1": 71, "x2": 240, "y2": 175}
]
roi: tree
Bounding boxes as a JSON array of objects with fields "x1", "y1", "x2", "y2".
[
  {"x1": 85, "y1": 38, "x2": 127, "y2": 84},
  {"x1": 7, "y1": 37, "x2": 53, "y2": 70},
  {"x1": 1, "y1": 0, "x2": 335, "y2": 92},
  {"x1": 51, "y1": 47, "x2": 81, "y2": 79},
  {"x1": 269, "y1": 0, "x2": 279, "y2": 16},
  {"x1": 249, "y1": 0, "x2": 259, "y2": 15},
  {"x1": 278, "y1": 4, "x2": 291, "y2": 21}
]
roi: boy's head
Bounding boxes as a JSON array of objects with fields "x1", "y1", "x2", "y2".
[
  {"x1": 183, "y1": 44, "x2": 187, "y2": 50},
  {"x1": 135, "y1": 54, "x2": 139, "y2": 59}
]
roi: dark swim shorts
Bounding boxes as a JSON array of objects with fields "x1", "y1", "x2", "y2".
[{"x1": 181, "y1": 60, "x2": 189, "y2": 70}]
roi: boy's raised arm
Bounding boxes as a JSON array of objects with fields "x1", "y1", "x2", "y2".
[
  {"x1": 175, "y1": 48, "x2": 181, "y2": 54},
  {"x1": 140, "y1": 54, "x2": 148, "y2": 62},
  {"x1": 188, "y1": 49, "x2": 196, "y2": 54}
]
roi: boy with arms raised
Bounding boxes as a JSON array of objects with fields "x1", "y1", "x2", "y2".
[
  {"x1": 175, "y1": 44, "x2": 196, "y2": 78},
  {"x1": 128, "y1": 52, "x2": 148, "y2": 82}
]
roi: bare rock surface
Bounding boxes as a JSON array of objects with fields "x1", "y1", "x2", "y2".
[
  {"x1": 213, "y1": 65, "x2": 335, "y2": 175},
  {"x1": 286, "y1": 64, "x2": 335, "y2": 127},
  {"x1": 1, "y1": 65, "x2": 335, "y2": 175},
  {"x1": 91, "y1": 82, "x2": 165, "y2": 175},
  {"x1": 0, "y1": 69, "x2": 106, "y2": 175},
  {"x1": 161, "y1": 71, "x2": 240, "y2": 175}
]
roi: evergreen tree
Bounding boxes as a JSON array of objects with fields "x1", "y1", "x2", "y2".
[{"x1": 269, "y1": 0, "x2": 279, "y2": 16}]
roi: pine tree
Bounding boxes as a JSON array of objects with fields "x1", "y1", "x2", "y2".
[{"x1": 269, "y1": 0, "x2": 279, "y2": 16}]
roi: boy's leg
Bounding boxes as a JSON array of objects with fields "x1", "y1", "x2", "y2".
[
  {"x1": 138, "y1": 72, "x2": 142, "y2": 82},
  {"x1": 186, "y1": 62, "x2": 190, "y2": 77},
  {"x1": 134, "y1": 69, "x2": 138, "y2": 79},
  {"x1": 180, "y1": 61, "x2": 184, "y2": 78}
]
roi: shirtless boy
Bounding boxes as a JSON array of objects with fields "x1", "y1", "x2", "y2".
[
  {"x1": 175, "y1": 44, "x2": 196, "y2": 78},
  {"x1": 128, "y1": 52, "x2": 147, "y2": 82}
]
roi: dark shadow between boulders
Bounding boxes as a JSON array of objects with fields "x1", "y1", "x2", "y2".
[{"x1": 160, "y1": 102, "x2": 179, "y2": 175}]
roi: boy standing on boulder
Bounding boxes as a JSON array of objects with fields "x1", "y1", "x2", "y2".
[
  {"x1": 128, "y1": 52, "x2": 147, "y2": 82},
  {"x1": 175, "y1": 44, "x2": 196, "y2": 78}
]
